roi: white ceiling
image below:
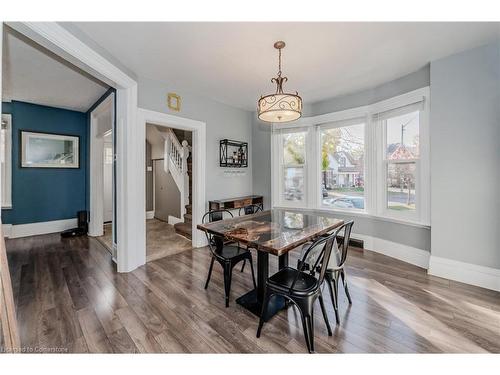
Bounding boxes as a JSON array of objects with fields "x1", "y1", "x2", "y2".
[
  {"x1": 2, "y1": 28, "x2": 109, "y2": 112},
  {"x1": 72, "y1": 22, "x2": 500, "y2": 111}
]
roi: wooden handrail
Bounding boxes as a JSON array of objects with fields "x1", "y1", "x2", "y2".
[{"x1": 0, "y1": 220, "x2": 20, "y2": 352}]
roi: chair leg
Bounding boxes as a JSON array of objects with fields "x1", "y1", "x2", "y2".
[
  {"x1": 256, "y1": 290, "x2": 271, "y2": 338},
  {"x1": 240, "y1": 259, "x2": 246, "y2": 272},
  {"x1": 204, "y1": 256, "x2": 215, "y2": 290},
  {"x1": 318, "y1": 292, "x2": 332, "y2": 336},
  {"x1": 341, "y1": 269, "x2": 352, "y2": 304},
  {"x1": 326, "y1": 274, "x2": 340, "y2": 325},
  {"x1": 223, "y1": 263, "x2": 232, "y2": 307},
  {"x1": 299, "y1": 309, "x2": 315, "y2": 353},
  {"x1": 248, "y1": 256, "x2": 257, "y2": 289}
]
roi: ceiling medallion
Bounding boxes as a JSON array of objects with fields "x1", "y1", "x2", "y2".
[{"x1": 258, "y1": 41, "x2": 302, "y2": 123}]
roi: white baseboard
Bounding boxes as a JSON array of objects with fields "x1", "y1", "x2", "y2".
[
  {"x1": 352, "y1": 232, "x2": 430, "y2": 269},
  {"x1": 428, "y1": 256, "x2": 500, "y2": 292},
  {"x1": 168, "y1": 215, "x2": 183, "y2": 225},
  {"x1": 146, "y1": 211, "x2": 155, "y2": 220},
  {"x1": 3, "y1": 218, "x2": 78, "y2": 239}
]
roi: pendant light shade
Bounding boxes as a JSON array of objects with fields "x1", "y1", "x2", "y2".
[{"x1": 257, "y1": 41, "x2": 302, "y2": 123}]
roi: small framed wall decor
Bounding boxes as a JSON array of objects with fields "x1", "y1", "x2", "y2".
[
  {"x1": 20, "y1": 130, "x2": 80, "y2": 168},
  {"x1": 167, "y1": 93, "x2": 181, "y2": 111}
]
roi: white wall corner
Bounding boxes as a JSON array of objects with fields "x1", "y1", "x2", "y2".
[
  {"x1": 428, "y1": 256, "x2": 500, "y2": 292},
  {"x1": 353, "y1": 232, "x2": 430, "y2": 269}
]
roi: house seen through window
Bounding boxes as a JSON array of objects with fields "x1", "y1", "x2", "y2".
[{"x1": 320, "y1": 123, "x2": 365, "y2": 210}]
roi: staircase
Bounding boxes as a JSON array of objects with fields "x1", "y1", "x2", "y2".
[
  {"x1": 169, "y1": 129, "x2": 193, "y2": 240},
  {"x1": 174, "y1": 155, "x2": 193, "y2": 239}
]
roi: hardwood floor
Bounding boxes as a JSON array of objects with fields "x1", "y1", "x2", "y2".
[{"x1": 5, "y1": 233, "x2": 500, "y2": 353}]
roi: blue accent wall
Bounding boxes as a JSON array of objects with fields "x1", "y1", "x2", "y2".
[{"x1": 1, "y1": 101, "x2": 87, "y2": 225}]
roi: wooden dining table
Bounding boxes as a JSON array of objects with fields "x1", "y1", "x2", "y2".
[{"x1": 197, "y1": 208, "x2": 344, "y2": 320}]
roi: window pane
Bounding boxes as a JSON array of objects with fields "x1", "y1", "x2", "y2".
[
  {"x1": 387, "y1": 162, "x2": 416, "y2": 211},
  {"x1": 386, "y1": 111, "x2": 419, "y2": 159},
  {"x1": 283, "y1": 132, "x2": 306, "y2": 165},
  {"x1": 320, "y1": 124, "x2": 365, "y2": 210},
  {"x1": 283, "y1": 167, "x2": 304, "y2": 202}
]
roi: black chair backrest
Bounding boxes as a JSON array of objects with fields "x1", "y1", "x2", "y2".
[
  {"x1": 329, "y1": 221, "x2": 354, "y2": 271},
  {"x1": 238, "y1": 204, "x2": 263, "y2": 216},
  {"x1": 290, "y1": 230, "x2": 338, "y2": 293},
  {"x1": 201, "y1": 209, "x2": 234, "y2": 257}
]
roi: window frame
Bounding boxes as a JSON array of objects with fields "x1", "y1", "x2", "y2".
[
  {"x1": 378, "y1": 113, "x2": 420, "y2": 223},
  {"x1": 1, "y1": 114, "x2": 12, "y2": 209},
  {"x1": 317, "y1": 119, "x2": 367, "y2": 213},
  {"x1": 275, "y1": 128, "x2": 309, "y2": 208},
  {"x1": 271, "y1": 87, "x2": 430, "y2": 226}
]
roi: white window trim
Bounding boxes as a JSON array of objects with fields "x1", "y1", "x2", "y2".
[
  {"x1": 316, "y1": 119, "x2": 368, "y2": 214},
  {"x1": 1, "y1": 113, "x2": 12, "y2": 209},
  {"x1": 271, "y1": 87, "x2": 431, "y2": 227},
  {"x1": 275, "y1": 127, "x2": 310, "y2": 208}
]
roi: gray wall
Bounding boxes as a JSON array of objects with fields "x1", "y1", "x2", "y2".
[
  {"x1": 252, "y1": 67, "x2": 432, "y2": 251},
  {"x1": 252, "y1": 119, "x2": 272, "y2": 209},
  {"x1": 138, "y1": 77, "x2": 253, "y2": 207},
  {"x1": 430, "y1": 42, "x2": 500, "y2": 269},
  {"x1": 153, "y1": 159, "x2": 181, "y2": 219},
  {"x1": 312, "y1": 65, "x2": 430, "y2": 115}
]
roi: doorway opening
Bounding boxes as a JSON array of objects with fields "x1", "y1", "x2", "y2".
[
  {"x1": 145, "y1": 123, "x2": 193, "y2": 262},
  {"x1": 1, "y1": 25, "x2": 113, "y2": 246}
]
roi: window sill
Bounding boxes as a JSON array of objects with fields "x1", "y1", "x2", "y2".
[
  {"x1": 1, "y1": 205, "x2": 12, "y2": 210},
  {"x1": 273, "y1": 205, "x2": 430, "y2": 229}
]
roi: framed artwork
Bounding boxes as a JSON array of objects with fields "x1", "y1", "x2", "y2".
[{"x1": 20, "y1": 131, "x2": 80, "y2": 168}]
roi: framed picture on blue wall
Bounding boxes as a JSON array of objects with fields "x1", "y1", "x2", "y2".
[{"x1": 20, "y1": 131, "x2": 80, "y2": 168}]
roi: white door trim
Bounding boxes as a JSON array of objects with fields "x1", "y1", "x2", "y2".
[
  {"x1": 89, "y1": 93, "x2": 114, "y2": 237},
  {"x1": 6, "y1": 22, "x2": 141, "y2": 272},
  {"x1": 137, "y1": 108, "x2": 207, "y2": 249}
]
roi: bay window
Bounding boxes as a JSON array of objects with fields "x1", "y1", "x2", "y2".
[{"x1": 272, "y1": 87, "x2": 430, "y2": 226}]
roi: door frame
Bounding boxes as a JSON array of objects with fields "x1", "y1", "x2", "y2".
[
  {"x1": 89, "y1": 93, "x2": 114, "y2": 237},
  {"x1": 138, "y1": 108, "x2": 207, "y2": 249},
  {"x1": 5, "y1": 22, "x2": 143, "y2": 272}
]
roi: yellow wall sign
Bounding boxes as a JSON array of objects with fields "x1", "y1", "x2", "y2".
[{"x1": 167, "y1": 93, "x2": 181, "y2": 111}]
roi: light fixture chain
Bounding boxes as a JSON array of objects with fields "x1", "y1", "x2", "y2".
[{"x1": 278, "y1": 47, "x2": 282, "y2": 76}]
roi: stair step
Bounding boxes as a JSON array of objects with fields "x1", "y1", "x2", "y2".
[
  {"x1": 184, "y1": 213, "x2": 192, "y2": 223},
  {"x1": 174, "y1": 222, "x2": 192, "y2": 240}
]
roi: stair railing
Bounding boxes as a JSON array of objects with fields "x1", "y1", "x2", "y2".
[
  {"x1": 181, "y1": 140, "x2": 191, "y2": 214},
  {"x1": 163, "y1": 129, "x2": 190, "y2": 218}
]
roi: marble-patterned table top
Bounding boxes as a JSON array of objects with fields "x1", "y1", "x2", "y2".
[{"x1": 197, "y1": 209, "x2": 344, "y2": 256}]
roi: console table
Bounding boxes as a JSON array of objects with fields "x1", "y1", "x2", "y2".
[{"x1": 209, "y1": 195, "x2": 263, "y2": 211}]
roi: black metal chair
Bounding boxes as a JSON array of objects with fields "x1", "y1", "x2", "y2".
[
  {"x1": 238, "y1": 204, "x2": 263, "y2": 216},
  {"x1": 256, "y1": 231, "x2": 340, "y2": 353},
  {"x1": 324, "y1": 221, "x2": 354, "y2": 325},
  {"x1": 297, "y1": 220, "x2": 354, "y2": 325},
  {"x1": 201, "y1": 209, "x2": 257, "y2": 307}
]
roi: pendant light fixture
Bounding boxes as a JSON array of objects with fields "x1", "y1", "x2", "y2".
[{"x1": 257, "y1": 41, "x2": 302, "y2": 123}]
